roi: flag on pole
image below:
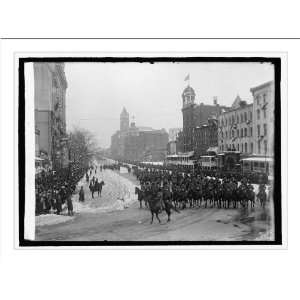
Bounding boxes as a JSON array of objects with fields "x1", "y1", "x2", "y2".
[{"x1": 184, "y1": 74, "x2": 190, "y2": 81}]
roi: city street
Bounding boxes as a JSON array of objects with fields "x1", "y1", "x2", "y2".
[{"x1": 36, "y1": 168, "x2": 274, "y2": 241}]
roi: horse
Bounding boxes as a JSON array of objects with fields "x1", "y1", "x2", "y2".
[
  {"x1": 96, "y1": 180, "x2": 105, "y2": 196},
  {"x1": 257, "y1": 190, "x2": 267, "y2": 208},
  {"x1": 148, "y1": 191, "x2": 180, "y2": 224},
  {"x1": 135, "y1": 187, "x2": 146, "y2": 208}
]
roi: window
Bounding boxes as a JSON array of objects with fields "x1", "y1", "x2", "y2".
[
  {"x1": 237, "y1": 115, "x2": 239, "y2": 123},
  {"x1": 264, "y1": 140, "x2": 267, "y2": 154},
  {"x1": 250, "y1": 127, "x2": 253, "y2": 137},
  {"x1": 264, "y1": 124, "x2": 267, "y2": 136},
  {"x1": 263, "y1": 93, "x2": 266, "y2": 103},
  {"x1": 232, "y1": 130, "x2": 234, "y2": 138},
  {"x1": 244, "y1": 128, "x2": 247, "y2": 137},
  {"x1": 250, "y1": 143, "x2": 253, "y2": 153},
  {"x1": 249, "y1": 111, "x2": 252, "y2": 121},
  {"x1": 241, "y1": 129, "x2": 243, "y2": 137},
  {"x1": 263, "y1": 107, "x2": 267, "y2": 118},
  {"x1": 237, "y1": 144, "x2": 239, "y2": 151},
  {"x1": 257, "y1": 124, "x2": 260, "y2": 137},
  {"x1": 225, "y1": 131, "x2": 228, "y2": 139},
  {"x1": 232, "y1": 115, "x2": 235, "y2": 124},
  {"x1": 245, "y1": 143, "x2": 248, "y2": 153},
  {"x1": 257, "y1": 109, "x2": 260, "y2": 120},
  {"x1": 237, "y1": 129, "x2": 239, "y2": 137},
  {"x1": 258, "y1": 140, "x2": 261, "y2": 154},
  {"x1": 244, "y1": 112, "x2": 247, "y2": 122},
  {"x1": 257, "y1": 95, "x2": 260, "y2": 105},
  {"x1": 241, "y1": 143, "x2": 244, "y2": 152},
  {"x1": 241, "y1": 114, "x2": 243, "y2": 123}
]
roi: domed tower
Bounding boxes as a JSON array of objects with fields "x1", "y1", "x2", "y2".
[
  {"x1": 182, "y1": 85, "x2": 196, "y2": 108},
  {"x1": 120, "y1": 107, "x2": 129, "y2": 132},
  {"x1": 181, "y1": 85, "x2": 196, "y2": 152}
]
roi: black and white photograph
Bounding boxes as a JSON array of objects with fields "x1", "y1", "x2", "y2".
[{"x1": 19, "y1": 56, "x2": 282, "y2": 246}]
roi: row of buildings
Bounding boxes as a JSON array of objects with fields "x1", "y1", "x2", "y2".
[
  {"x1": 176, "y1": 80, "x2": 274, "y2": 159},
  {"x1": 110, "y1": 80, "x2": 274, "y2": 164},
  {"x1": 34, "y1": 63, "x2": 69, "y2": 171}
]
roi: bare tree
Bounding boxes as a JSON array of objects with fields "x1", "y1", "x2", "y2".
[{"x1": 69, "y1": 127, "x2": 96, "y2": 169}]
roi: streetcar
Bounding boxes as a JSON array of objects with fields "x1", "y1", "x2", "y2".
[
  {"x1": 241, "y1": 157, "x2": 274, "y2": 181},
  {"x1": 165, "y1": 151, "x2": 195, "y2": 167},
  {"x1": 198, "y1": 155, "x2": 217, "y2": 170}
]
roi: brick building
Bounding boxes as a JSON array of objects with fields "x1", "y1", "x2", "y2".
[
  {"x1": 194, "y1": 118, "x2": 218, "y2": 156},
  {"x1": 181, "y1": 85, "x2": 229, "y2": 156}
]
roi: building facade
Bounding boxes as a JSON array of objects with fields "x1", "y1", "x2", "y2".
[
  {"x1": 110, "y1": 109, "x2": 169, "y2": 162},
  {"x1": 218, "y1": 95, "x2": 254, "y2": 156},
  {"x1": 167, "y1": 140, "x2": 177, "y2": 155},
  {"x1": 168, "y1": 128, "x2": 182, "y2": 142},
  {"x1": 181, "y1": 85, "x2": 229, "y2": 155},
  {"x1": 194, "y1": 118, "x2": 218, "y2": 156},
  {"x1": 250, "y1": 81, "x2": 274, "y2": 157},
  {"x1": 34, "y1": 63, "x2": 68, "y2": 169}
]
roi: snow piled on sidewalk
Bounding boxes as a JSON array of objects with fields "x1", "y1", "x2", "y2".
[
  {"x1": 36, "y1": 169, "x2": 139, "y2": 227},
  {"x1": 36, "y1": 212, "x2": 73, "y2": 227}
]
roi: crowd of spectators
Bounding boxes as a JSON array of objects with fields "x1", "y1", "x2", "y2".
[{"x1": 35, "y1": 165, "x2": 87, "y2": 216}]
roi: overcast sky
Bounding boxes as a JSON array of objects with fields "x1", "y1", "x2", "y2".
[{"x1": 65, "y1": 62, "x2": 274, "y2": 148}]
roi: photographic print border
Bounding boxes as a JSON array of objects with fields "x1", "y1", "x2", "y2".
[{"x1": 18, "y1": 56, "x2": 282, "y2": 247}]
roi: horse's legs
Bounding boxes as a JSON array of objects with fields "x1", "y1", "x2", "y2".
[
  {"x1": 150, "y1": 211, "x2": 154, "y2": 224},
  {"x1": 166, "y1": 210, "x2": 171, "y2": 222},
  {"x1": 155, "y1": 212, "x2": 161, "y2": 223}
]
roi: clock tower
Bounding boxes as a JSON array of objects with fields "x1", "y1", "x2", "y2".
[{"x1": 181, "y1": 85, "x2": 196, "y2": 152}]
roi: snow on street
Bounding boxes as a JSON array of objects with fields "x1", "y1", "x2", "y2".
[{"x1": 36, "y1": 168, "x2": 139, "y2": 227}]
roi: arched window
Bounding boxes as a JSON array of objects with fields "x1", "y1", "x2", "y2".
[{"x1": 245, "y1": 143, "x2": 248, "y2": 153}]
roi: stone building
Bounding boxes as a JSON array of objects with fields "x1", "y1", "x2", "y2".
[
  {"x1": 34, "y1": 63, "x2": 68, "y2": 169},
  {"x1": 110, "y1": 109, "x2": 168, "y2": 162},
  {"x1": 218, "y1": 95, "x2": 254, "y2": 156},
  {"x1": 250, "y1": 81, "x2": 274, "y2": 157}
]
